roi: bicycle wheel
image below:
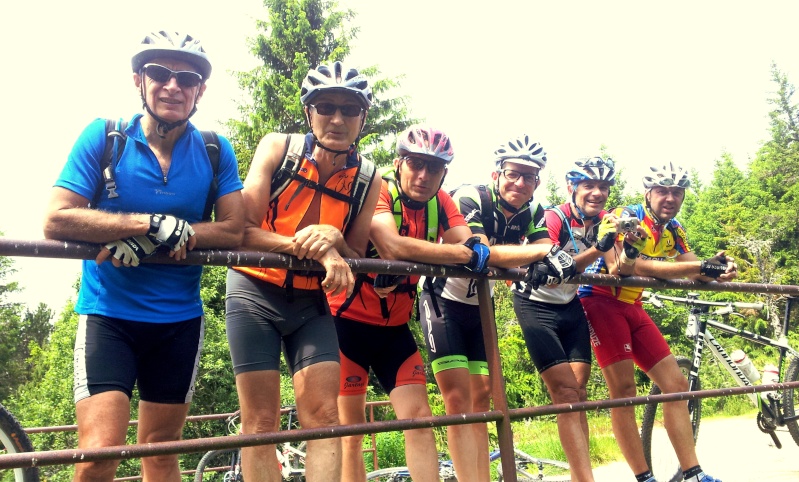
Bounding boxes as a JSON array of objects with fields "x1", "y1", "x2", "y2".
[
  {"x1": 496, "y1": 449, "x2": 570, "y2": 482},
  {"x1": 640, "y1": 356, "x2": 701, "y2": 482},
  {"x1": 193, "y1": 449, "x2": 243, "y2": 482},
  {"x1": 0, "y1": 403, "x2": 40, "y2": 482},
  {"x1": 365, "y1": 466, "x2": 411, "y2": 481},
  {"x1": 783, "y1": 357, "x2": 799, "y2": 447}
]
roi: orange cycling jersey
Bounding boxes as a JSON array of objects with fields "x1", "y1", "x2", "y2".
[
  {"x1": 234, "y1": 154, "x2": 362, "y2": 290},
  {"x1": 578, "y1": 204, "x2": 690, "y2": 304},
  {"x1": 327, "y1": 180, "x2": 466, "y2": 326}
]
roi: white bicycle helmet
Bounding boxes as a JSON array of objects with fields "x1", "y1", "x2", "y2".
[
  {"x1": 566, "y1": 157, "x2": 616, "y2": 185},
  {"x1": 300, "y1": 61, "x2": 372, "y2": 108},
  {"x1": 132, "y1": 31, "x2": 212, "y2": 80},
  {"x1": 494, "y1": 135, "x2": 547, "y2": 170},
  {"x1": 643, "y1": 162, "x2": 691, "y2": 189}
]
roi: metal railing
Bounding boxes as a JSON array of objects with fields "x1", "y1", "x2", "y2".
[{"x1": 2, "y1": 238, "x2": 799, "y2": 481}]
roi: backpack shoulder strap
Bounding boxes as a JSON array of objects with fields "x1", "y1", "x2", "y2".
[
  {"x1": 94, "y1": 118, "x2": 128, "y2": 208},
  {"x1": 342, "y1": 156, "x2": 377, "y2": 235},
  {"x1": 270, "y1": 134, "x2": 307, "y2": 202},
  {"x1": 200, "y1": 130, "x2": 221, "y2": 221},
  {"x1": 475, "y1": 185, "x2": 495, "y2": 241}
]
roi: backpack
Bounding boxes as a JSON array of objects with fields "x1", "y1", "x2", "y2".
[
  {"x1": 270, "y1": 133, "x2": 376, "y2": 235},
  {"x1": 449, "y1": 184, "x2": 495, "y2": 242},
  {"x1": 94, "y1": 118, "x2": 221, "y2": 221}
]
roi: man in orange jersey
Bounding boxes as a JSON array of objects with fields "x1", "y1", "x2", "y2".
[
  {"x1": 327, "y1": 125, "x2": 490, "y2": 482},
  {"x1": 224, "y1": 62, "x2": 381, "y2": 482}
]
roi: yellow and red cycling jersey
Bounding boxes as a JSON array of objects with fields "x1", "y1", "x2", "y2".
[
  {"x1": 327, "y1": 180, "x2": 467, "y2": 326},
  {"x1": 578, "y1": 204, "x2": 690, "y2": 304},
  {"x1": 234, "y1": 154, "x2": 361, "y2": 290}
]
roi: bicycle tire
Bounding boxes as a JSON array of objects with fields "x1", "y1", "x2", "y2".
[
  {"x1": 640, "y1": 356, "x2": 701, "y2": 482},
  {"x1": 0, "y1": 403, "x2": 40, "y2": 482},
  {"x1": 496, "y1": 449, "x2": 570, "y2": 482},
  {"x1": 365, "y1": 466, "x2": 411, "y2": 481},
  {"x1": 193, "y1": 449, "x2": 242, "y2": 482},
  {"x1": 783, "y1": 356, "x2": 799, "y2": 447}
]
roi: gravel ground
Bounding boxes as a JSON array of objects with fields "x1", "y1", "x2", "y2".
[{"x1": 591, "y1": 415, "x2": 799, "y2": 482}]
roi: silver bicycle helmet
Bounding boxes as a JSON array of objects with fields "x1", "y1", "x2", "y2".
[
  {"x1": 397, "y1": 125, "x2": 454, "y2": 163},
  {"x1": 643, "y1": 162, "x2": 691, "y2": 189},
  {"x1": 566, "y1": 157, "x2": 616, "y2": 186},
  {"x1": 494, "y1": 135, "x2": 547, "y2": 170},
  {"x1": 300, "y1": 62, "x2": 372, "y2": 108},
  {"x1": 131, "y1": 31, "x2": 212, "y2": 80}
]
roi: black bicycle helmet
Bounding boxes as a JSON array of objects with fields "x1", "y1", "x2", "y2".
[{"x1": 132, "y1": 31, "x2": 212, "y2": 80}]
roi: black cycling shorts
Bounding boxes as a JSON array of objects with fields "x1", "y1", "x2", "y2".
[
  {"x1": 225, "y1": 269, "x2": 340, "y2": 375},
  {"x1": 417, "y1": 290, "x2": 488, "y2": 375},
  {"x1": 335, "y1": 316, "x2": 426, "y2": 395},
  {"x1": 512, "y1": 295, "x2": 592, "y2": 373},
  {"x1": 73, "y1": 314, "x2": 204, "y2": 404}
]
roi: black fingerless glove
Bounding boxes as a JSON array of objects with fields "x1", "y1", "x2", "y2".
[{"x1": 700, "y1": 254, "x2": 728, "y2": 279}]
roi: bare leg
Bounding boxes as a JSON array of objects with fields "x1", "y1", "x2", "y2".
[
  {"x1": 646, "y1": 355, "x2": 699, "y2": 469},
  {"x1": 434, "y1": 367, "x2": 480, "y2": 482},
  {"x1": 293, "y1": 361, "x2": 342, "y2": 482},
  {"x1": 338, "y1": 393, "x2": 368, "y2": 482},
  {"x1": 541, "y1": 362, "x2": 595, "y2": 482},
  {"x1": 73, "y1": 391, "x2": 130, "y2": 482},
  {"x1": 470, "y1": 373, "x2": 492, "y2": 481},
  {"x1": 137, "y1": 400, "x2": 190, "y2": 482},
  {"x1": 236, "y1": 370, "x2": 282, "y2": 482},
  {"x1": 601, "y1": 359, "x2": 650, "y2": 475},
  {"x1": 389, "y1": 384, "x2": 439, "y2": 482}
]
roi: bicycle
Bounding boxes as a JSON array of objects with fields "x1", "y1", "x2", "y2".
[
  {"x1": 0, "y1": 402, "x2": 40, "y2": 482},
  {"x1": 639, "y1": 292, "x2": 799, "y2": 482},
  {"x1": 365, "y1": 447, "x2": 570, "y2": 481},
  {"x1": 194, "y1": 407, "x2": 306, "y2": 482}
]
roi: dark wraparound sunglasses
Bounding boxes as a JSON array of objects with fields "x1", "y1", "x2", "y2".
[
  {"x1": 310, "y1": 103, "x2": 364, "y2": 117},
  {"x1": 142, "y1": 63, "x2": 203, "y2": 88},
  {"x1": 401, "y1": 156, "x2": 447, "y2": 175}
]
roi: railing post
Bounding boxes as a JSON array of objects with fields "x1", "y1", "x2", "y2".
[{"x1": 476, "y1": 278, "x2": 517, "y2": 482}]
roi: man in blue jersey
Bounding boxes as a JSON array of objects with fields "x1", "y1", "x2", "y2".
[{"x1": 44, "y1": 31, "x2": 243, "y2": 481}]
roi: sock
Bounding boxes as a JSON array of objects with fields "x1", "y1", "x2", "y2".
[
  {"x1": 636, "y1": 470, "x2": 656, "y2": 482},
  {"x1": 683, "y1": 465, "x2": 703, "y2": 481}
]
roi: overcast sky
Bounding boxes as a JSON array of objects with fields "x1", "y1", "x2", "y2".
[{"x1": 3, "y1": 0, "x2": 799, "y2": 313}]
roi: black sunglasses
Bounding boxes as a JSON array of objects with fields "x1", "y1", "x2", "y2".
[
  {"x1": 401, "y1": 156, "x2": 447, "y2": 175},
  {"x1": 142, "y1": 63, "x2": 203, "y2": 88},
  {"x1": 310, "y1": 103, "x2": 364, "y2": 118}
]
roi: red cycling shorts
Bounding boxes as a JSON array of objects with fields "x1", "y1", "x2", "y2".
[{"x1": 579, "y1": 295, "x2": 672, "y2": 372}]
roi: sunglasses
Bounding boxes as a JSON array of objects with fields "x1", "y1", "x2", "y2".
[
  {"x1": 401, "y1": 156, "x2": 447, "y2": 175},
  {"x1": 310, "y1": 103, "x2": 364, "y2": 117},
  {"x1": 578, "y1": 157, "x2": 615, "y2": 170},
  {"x1": 501, "y1": 169, "x2": 539, "y2": 184},
  {"x1": 142, "y1": 63, "x2": 203, "y2": 88}
]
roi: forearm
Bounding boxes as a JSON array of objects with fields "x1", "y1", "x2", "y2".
[
  {"x1": 633, "y1": 258, "x2": 701, "y2": 278},
  {"x1": 44, "y1": 207, "x2": 150, "y2": 243},
  {"x1": 488, "y1": 243, "x2": 553, "y2": 268},
  {"x1": 191, "y1": 219, "x2": 244, "y2": 250},
  {"x1": 378, "y1": 236, "x2": 471, "y2": 265},
  {"x1": 240, "y1": 226, "x2": 296, "y2": 255}
]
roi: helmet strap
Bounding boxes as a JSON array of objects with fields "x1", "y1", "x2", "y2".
[
  {"x1": 394, "y1": 163, "x2": 433, "y2": 210},
  {"x1": 492, "y1": 179, "x2": 524, "y2": 215},
  {"x1": 139, "y1": 82, "x2": 199, "y2": 138}
]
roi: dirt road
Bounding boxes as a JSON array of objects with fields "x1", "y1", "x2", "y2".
[{"x1": 592, "y1": 415, "x2": 799, "y2": 481}]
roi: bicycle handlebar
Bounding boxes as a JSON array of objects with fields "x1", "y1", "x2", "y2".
[{"x1": 642, "y1": 291, "x2": 764, "y2": 311}]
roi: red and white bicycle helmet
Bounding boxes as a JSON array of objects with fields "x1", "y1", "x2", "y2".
[
  {"x1": 132, "y1": 31, "x2": 212, "y2": 80},
  {"x1": 494, "y1": 135, "x2": 547, "y2": 170},
  {"x1": 397, "y1": 125, "x2": 455, "y2": 163},
  {"x1": 300, "y1": 61, "x2": 372, "y2": 108},
  {"x1": 643, "y1": 162, "x2": 691, "y2": 189}
]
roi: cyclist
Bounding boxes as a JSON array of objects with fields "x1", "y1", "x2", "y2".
[
  {"x1": 418, "y1": 135, "x2": 575, "y2": 481},
  {"x1": 327, "y1": 125, "x2": 490, "y2": 482},
  {"x1": 44, "y1": 31, "x2": 244, "y2": 481},
  {"x1": 225, "y1": 62, "x2": 381, "y2": 482},
  {"x1": 578, "y1": 162, "x2": 737, "y2": 482},
  {"x1": 511, "y1": 156, "x2": 622, "y2": 482}
]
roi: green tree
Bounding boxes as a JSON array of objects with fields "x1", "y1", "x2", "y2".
[{"x1": 227, "y1": 0, "x2": 417, "y2": 172}]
